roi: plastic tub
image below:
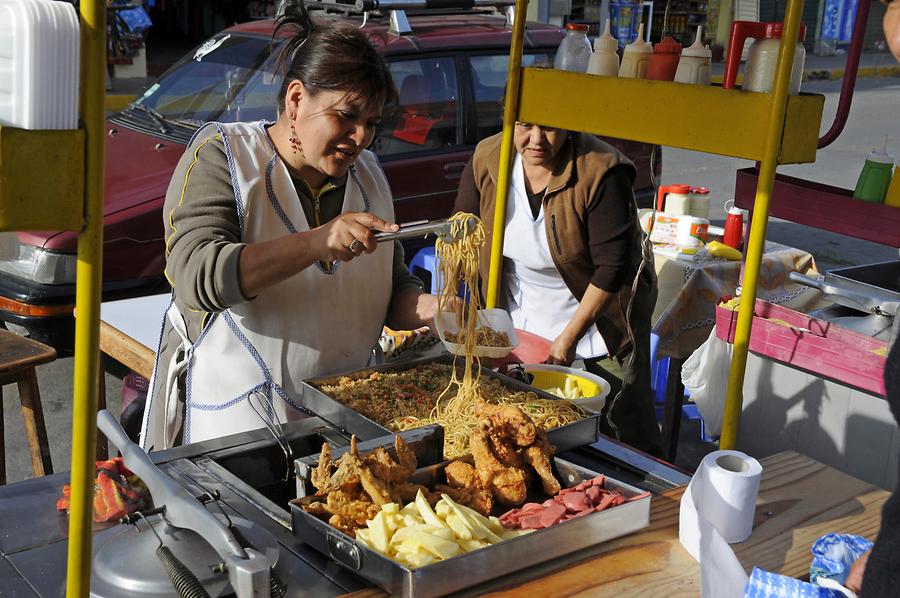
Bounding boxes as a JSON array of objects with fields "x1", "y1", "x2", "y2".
[
  {"x1": 436, "y1": 308, "x2": 519, "y2": 359},
  {"x1": 522, "y1": 363, "x2": 611, "y2": 413}
]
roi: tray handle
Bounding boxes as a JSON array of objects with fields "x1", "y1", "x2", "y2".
[{"x1": 327, "y1": 532, "x2": 362, "y2": 571}]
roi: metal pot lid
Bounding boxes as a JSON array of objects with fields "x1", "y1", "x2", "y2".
[{"x1": 90, "y1": 515, "x2": 279, "y2": 597}]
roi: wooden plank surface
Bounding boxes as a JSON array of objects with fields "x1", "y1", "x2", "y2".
[
  {"x1": 98, "y1": 320, "x2": 155, "y2": 379},
  {"x1": 341, "y1": 451, "x2": 889, "y2": 597}
]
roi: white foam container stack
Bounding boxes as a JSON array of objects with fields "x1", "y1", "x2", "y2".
[{"x1": 0, "y1": 0, "x2": 80, "y2": 129}]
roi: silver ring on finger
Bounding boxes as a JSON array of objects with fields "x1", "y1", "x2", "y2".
[{"x1": 348, "y1": 239, "x2": 364, "y2": 254}]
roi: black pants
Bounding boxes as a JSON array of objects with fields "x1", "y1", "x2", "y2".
[{"x1": 585, "y1": 314, "x2": 662, "y2": 458}]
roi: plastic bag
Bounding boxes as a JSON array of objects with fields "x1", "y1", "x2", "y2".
[{"x1": 682, "y1": 329, "x2": 733, "y2": 437}]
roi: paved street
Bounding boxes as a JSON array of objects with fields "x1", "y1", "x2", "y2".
[{"x1": 2, "y1": 76, "x2": 898, "y2": 484}]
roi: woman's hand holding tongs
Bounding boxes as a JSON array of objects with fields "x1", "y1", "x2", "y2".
[{"x1": 310, "y1": 212, "x2": 399, "y2": 262}]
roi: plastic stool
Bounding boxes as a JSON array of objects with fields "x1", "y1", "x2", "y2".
[
  {"x1": 650, "y1": 337, "x2": 715, "y2": 443},
  {"x1": 409, "y1": 246, "x2": 466, "y2": 298},
  {"x1": 409, "y1": 246, "x2": 441, "y2": 294}
]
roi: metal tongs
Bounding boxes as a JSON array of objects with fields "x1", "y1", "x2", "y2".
[{"x1": 374, "y1": 217, "x2": 477, "y2": 243}]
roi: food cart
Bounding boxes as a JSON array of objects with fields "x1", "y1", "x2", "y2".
[{"x1": 0, "y1": 0, "x2": 892, "y2": 595}]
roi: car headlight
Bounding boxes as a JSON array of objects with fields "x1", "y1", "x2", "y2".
[{"x1": 0, "y1": 233, "x2": 77, "y2": 285}]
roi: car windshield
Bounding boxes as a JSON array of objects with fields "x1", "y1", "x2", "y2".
[{"x1": 131, "y1": 33, "x2": 279, "y2": 125}]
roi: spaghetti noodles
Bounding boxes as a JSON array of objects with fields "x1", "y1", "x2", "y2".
[{"x1": 390, "y1": 212, "x2": 586, "y2": 458}]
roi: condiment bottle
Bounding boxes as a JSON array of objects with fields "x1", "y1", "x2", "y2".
[
  {"x1": 656, "y1": 183, "x2": 692, "y2": 215},
  {"x1": 647, "y1": 35, "x2": 682, "y2": 81},
  {"x1": 554, "y1": 23, "x2": 593, "y2": 73},
  {"x1": 885, "y1": 167, "x2": 900, "y2": 208},
  {"x1": 587, "y1": 19, "x2": 620, "y2": 76},
  {"x1": 674, "y1": 26, "x2": 712, "y2": 85},
  {"x1": 853, "y1": 136, "x2": 895, "y2": 204},
  {"x1": 690, "y1": 186, "x2": 711, "y2": 219},
  {"x1": 723, "y1": 21, "x2": 807, "y2": 94},
  {"x1": 619, "y1": 23, "x2": 653, "y2": 79},
  {"x1": 723, "y1": 205, "x2": 744, "y2": 250}
]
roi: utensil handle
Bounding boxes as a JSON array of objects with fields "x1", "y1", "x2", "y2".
[{"x1": 374, "y1": 220, "x2": 449, "y2": 243}]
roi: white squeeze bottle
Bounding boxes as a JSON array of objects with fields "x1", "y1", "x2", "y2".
[
  {"x1": 618, "y1": 23, "x2": 653, "y2": 79},
  {"x1": 587, "y1": 19, "x2": 620, "y2": 76},
  {"x1": 674, "y1": 26, "x2": 712, "y2": 85}
]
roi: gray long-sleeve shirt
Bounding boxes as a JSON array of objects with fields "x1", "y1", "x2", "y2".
[{"x1": 163, "y1": 131, "x2": 423, "y2": 340}]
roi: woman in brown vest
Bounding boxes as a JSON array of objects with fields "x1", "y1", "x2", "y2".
[{"x1": 454, "y1": 123, "x2": 662, "y2": 457}]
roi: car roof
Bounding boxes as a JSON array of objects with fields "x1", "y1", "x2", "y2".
[{"x1": 226, "y1": 13, "x2": 563, "y2": 54}]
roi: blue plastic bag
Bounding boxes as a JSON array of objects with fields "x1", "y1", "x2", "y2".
[
  {"x1": 744, "y1": 567, "x2": 844, "y2": 597},
  {"x1": 810, "y1": 533, "x2": 873, "y2": 586}
]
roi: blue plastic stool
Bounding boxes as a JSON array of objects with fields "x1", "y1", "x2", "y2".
[
  {"x1": 649, "y1": 332, "x2": 717, "y2": 443},
  {"x1": 409, "y1": 246, "x2": 441, "y2": 294},
  {"x1": 409, "y1": 246, "x2": 467, "y2": 298}
]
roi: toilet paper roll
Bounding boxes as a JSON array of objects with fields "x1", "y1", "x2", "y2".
[{"x1": 679, "y1": 450, "x2": 762, "y2": 598}]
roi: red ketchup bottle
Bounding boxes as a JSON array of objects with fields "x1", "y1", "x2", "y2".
[
  {"x1": 647, "y1": 36, "x2": 683, "y2": 81},
  {"x1": 723, "y1": 206, "x2": 744, "y2": 250}
]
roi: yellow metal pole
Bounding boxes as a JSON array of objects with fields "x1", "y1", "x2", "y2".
[
  {"x1": 486, "y1": 0, "x2": 529, "y2": 308},
  {"x1": 719, "y1": 0, "x2": 805, "y2": 449},
  {"x1": 66, "y1": 0, "x2": 106, "y2": 593}
]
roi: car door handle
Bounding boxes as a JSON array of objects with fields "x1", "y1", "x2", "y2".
[{"x1": 443, "y1": 162, "x2": 467, "y2": 179}]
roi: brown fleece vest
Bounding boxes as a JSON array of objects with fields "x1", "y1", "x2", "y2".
[{"x1": 469, "y1": 132, "x2": 656, "y2": 357}]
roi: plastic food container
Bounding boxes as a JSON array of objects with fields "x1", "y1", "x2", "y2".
[
  {"x1": 522, "y1": 364, "x2": 611, "y2": 413},
  {"x1": 436, "y1": 308, "x2": 519, "y2": 359}
]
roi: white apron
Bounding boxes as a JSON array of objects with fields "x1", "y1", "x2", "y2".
[
  {"x1": 501, "y1": 154, "x2": 607, "y2": 359},
  {"x1": 141, "y1": 122, "x2": 393, "y2": 447}
]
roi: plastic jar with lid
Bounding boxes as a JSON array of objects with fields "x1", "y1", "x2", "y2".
[
  {"x1": 724, "y1": 21, "x2": 807, "y2": 94},
  {"x1": 554, "y1": 23, "x2": 593, "y2": 73},
  {"x1": 690, "y1": 187, "x2": 710, "y2": 219}
]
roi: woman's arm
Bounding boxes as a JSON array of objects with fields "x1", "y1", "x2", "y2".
[
  {"x1": 164, "y1": 135, "x2": 398, "y2": 309},
  {"x1": 548, "y1": 284, "x2": 614, "y2": 364},
  {"x1": 453, "y1": 158, "x2": 481, "y2": 215},
  {"x1": 547, "y1": 165, "x2": 637, "y2": 363}
]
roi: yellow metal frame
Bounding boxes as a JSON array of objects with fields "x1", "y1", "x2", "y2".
[
  {"x1": 0, "y1": 0, "x2": 104, "y2": 593},
  {"x1": 485, "y1": 0, "x2": 529, "y2": 309},
  {"x1": 490, "y1": 0, "x2": 815, "y2": 449},
  {"x1": 67, "y1": 0, "x2": 106, "y2": 594},
  {"x1": 518, "y1": 70, "x2": 824, "y2": 164},
  {"x1": 0, "y1": 128, "x2": 85, "y2": 231}
]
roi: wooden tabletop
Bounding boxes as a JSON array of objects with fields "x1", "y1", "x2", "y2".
[
  {"x1": 98, "y1": 319, "x2": 155, "y2": 379},
  {"x1": 343, "y1": 451, "x2": 889, "y2": 597}
]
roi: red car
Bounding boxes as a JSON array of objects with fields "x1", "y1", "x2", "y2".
[{"x1": 0, "y1": 12, "x2": 660, "y2": 351}]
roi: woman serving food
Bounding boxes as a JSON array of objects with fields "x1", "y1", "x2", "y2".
[
  {"x1": 454, "y1": 123, "x2": 662, "y2": 457},
  {"x1": 140, "y1": 4, "x2": 439, "y2": 449}
]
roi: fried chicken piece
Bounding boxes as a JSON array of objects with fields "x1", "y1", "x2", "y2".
[
  {"x1": 523, "y1": 430, "x2": 561, "y2": 496},
  {"x1": 471, "y1": 431, "x2": 528, "y2": 506},
  {"x1": 325, "y1": 489, "x2": 379, "y2": 535},
  {"x1": 311, "y1": 442, "x2": 334, "y2": 494},
  {"x1": 362, "y1": 436, "x2": 417, "y2": 483},
  {"x1": 395, "y1": 482, "x2": 439, "y2": 506},
  {"x1": 475, "y1": 401, "x2": 536, "y2": 447},
  {"x1": 445, "y1": 460, "x2": 478, "y2": 488},
  {"x1": 441, "y1": 460, "x2": 494, "y2": 514},
  {"x1": 347, "y1": 453, "x2": 396, "y2": 506},
  {"x1": 488, "y1": 433, "x2": 523, "y2": 468}
]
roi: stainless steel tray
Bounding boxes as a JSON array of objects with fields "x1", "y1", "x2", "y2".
[
  {"x1": 299, "y1": 354, "x2": 601, "y2": 455},
  {"x1": 290, "y1": 451, "x2": 651, "y2": 598}
]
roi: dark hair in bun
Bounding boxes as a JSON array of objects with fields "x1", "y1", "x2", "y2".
[{"x1": 272, "y1": 2, "x2": 398, "y2": 116}]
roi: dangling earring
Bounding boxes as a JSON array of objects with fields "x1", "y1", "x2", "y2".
[{"x1": 289, "y1": 116, "x2": 301, "y2": 155}]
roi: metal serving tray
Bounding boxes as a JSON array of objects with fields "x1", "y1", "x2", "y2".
[
  {"x1": 290, "y1": 444, "x2": 651, "y2": 598},
  {"x1": 299, "y1": 354, "x2": 601, "y2": 454}
]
